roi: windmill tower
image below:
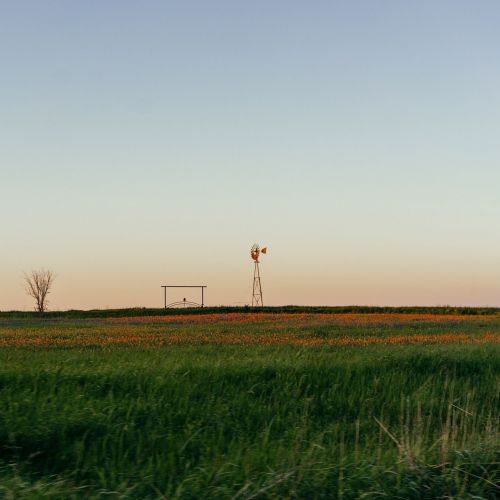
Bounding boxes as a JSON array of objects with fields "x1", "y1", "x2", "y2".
[{"x1": 250, "y1": 243, "x2": 267, "y2": 306}]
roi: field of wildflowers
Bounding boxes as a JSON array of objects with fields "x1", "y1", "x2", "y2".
[
  {"x1": 1, "y1": 312, "x2": 500, "y2": 348},
  {"x1": 0, "y1": 311, "x2": 498, "y2": 498}
]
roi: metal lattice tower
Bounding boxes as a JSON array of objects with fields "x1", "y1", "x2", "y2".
[{"x1": 252, "y1": 260, "x2": 263, "y2": 306}]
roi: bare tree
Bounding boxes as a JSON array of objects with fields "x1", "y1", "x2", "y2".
[{"x1": 24, "y1": 269, "x2": 55, "y2": 313}]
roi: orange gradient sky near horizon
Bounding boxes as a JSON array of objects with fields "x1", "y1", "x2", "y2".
[{"x1": 2, "y1": 2, "x2": 500, "y2": 310}]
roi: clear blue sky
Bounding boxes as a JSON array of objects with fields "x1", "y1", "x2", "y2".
[{"x1": 2, "y1": 1, "x2": 500, "y2": 309}]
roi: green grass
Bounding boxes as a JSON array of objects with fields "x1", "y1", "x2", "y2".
[
  {"x1": 2, "y1": 304, "x2": 500, "y2": 319},
  {"x1": 0, "y1": 315, "x2": 498, "y2": 498}
]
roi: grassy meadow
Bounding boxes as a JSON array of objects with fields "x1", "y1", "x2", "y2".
[{"x1": 0, "y1": 309, "x2": 498, "y2": 498}]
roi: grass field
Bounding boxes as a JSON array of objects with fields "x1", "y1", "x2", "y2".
[{"x1": 0, "y1": 310, "x2": 498, "y2": 498}]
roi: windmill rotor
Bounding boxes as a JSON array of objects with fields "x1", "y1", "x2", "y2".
[{"x1": 250, "y1": 244, "x2": 260, "y2": 261}]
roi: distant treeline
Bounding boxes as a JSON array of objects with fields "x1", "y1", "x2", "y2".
[{"x1": 1, "y1": 305, "x2": 500, "y2": 318}]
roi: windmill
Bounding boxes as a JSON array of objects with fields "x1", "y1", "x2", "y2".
[{"x1": 250, "y1": 243, "x2": 267, "y2": 306}]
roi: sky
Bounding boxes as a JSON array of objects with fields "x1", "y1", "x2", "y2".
[{"x1": 2, "y1": 1, "x2": 500, "y2": 310}]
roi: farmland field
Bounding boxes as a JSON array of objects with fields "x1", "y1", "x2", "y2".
[{"x1": 0, "y1": 310, "x2": 498, "y2": 498}]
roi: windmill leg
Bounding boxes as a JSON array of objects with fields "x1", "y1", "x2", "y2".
[{"x1": 252, "y1": 262, "x2": 264, "y2": 307}]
